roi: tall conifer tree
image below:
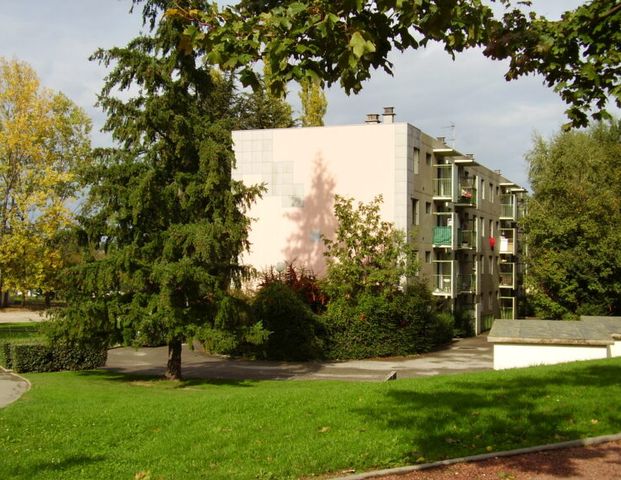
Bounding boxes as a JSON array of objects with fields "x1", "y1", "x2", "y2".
[{"x1": 54, "y1": 0, "x2": 262, "y2": 379}]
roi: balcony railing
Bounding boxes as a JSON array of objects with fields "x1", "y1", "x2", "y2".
[
  {"x1": 456, "y1": 186, "x2": 476, "y2": 205},
  {"x1": 433, "y1": 226, "x2": 452, "y2": 246},
  {"x1": 500, "y1": 194, "x2": 515, "y2": 219},
  {"x1": 499, "y1": 228, "x2": 516, "y2": 254},
  {"x1": 433, "y1": 178, "x2": 452, "y2": 198},
  {"x1": 433, "y1": 273, "x2": 452, "y2": 295},
  {"x1": 457, "y1": 273, "x2": 476, "y2": 293},
  {"x1": 499, "y1": 296, "x2": 516, "y2": 319},
  {"x1": 499, "y1": 262, "x2": 515, "y2": 288},
  {"x1": 457, "y1": 229, "x2": 476, "y2": 249}
]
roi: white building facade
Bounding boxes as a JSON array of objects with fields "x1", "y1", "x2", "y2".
[{"x1": 232, "y1": 109, "x2": 526, "y2": 334}]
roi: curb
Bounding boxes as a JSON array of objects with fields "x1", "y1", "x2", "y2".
[
  {"x1": 0, "y1": 365, "x2": 32, "y2": 408},
  {"x1": 329, "y1": 432, "x2": 621, "y2": 479}
]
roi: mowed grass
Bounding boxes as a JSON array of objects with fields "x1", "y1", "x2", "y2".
[
  {"x1": 0, "y1": 322, "x2": 45, "y2": 366},
  {"x1": 0, "y1": 322, "x2": 43, "y2": 342},
  {"x1": 1, "y1": 358, "x2": 621, "y2": 480}
]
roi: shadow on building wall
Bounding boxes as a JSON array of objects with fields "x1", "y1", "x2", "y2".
[{"x1": 282, "y1": 154, "x2": 337, "y2": 276}]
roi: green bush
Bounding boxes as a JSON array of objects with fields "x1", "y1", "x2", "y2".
[
  {"x1": 5, "y1": 342, "x2": 107, "y2": 373},
  {"x1": 253, "y1": 282, "x2": 322, "y2": 361},
  {"x1": 197, "y1": 294, "x2": 269, "y2": 357},
  {"x1": 1, "y1": 342, "x2": 13, "y2": 369},
  {"x1": 321, "y1": 284, "x2": 453, "y2": 360}
]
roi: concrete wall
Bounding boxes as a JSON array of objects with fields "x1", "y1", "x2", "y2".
[
  {"x1": 609, "y1": 340, "x2": 621, "y2": 358},
  {"x1": 493, "y1": 343, "x2": 609, "y2": 370},
  {"x1": 233, "y1": 124, "x2": 401, "y2": 275}
]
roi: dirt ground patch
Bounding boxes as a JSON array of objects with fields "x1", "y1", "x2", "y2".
[{"x1": 370, "y1": 439, "x2": 621, "y2": 480}]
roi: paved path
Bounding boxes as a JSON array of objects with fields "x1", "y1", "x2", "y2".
[
  {"x1": 0, "y1": 308, "x2": 45, "y2": 324},
  {"x1": 104, "y1": 334, "x2": 492, "y2": 381},
  {"x1": 0, "y1": 370, "x2": 30, "y2": 408}
]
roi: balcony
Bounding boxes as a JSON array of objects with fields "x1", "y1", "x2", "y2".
[
  {"x1": 500, "y1": 194, "x2": 516, "y2": 220},
  {"x1": 499, "y1": 296, "x2": 516, "y2": 319},
  {"x1": 433, "y1": 178, "x2": 452, "y2": 198},
  {"x1": 499, "y1": 262, "x2": 515, "y2": 288},
  {"x1": 457, "y1": 273, "x2": 476, "y2": 293},
  {"x1": 499, "y1": 228, "x2": 516, "y2": 255},
  {"x1": 433, "y1": 226, "x2": 452, "y2": 246},
  {"x1": 456, "y1": 186, "x2": 477, "y2": 206},
  {"x1": 457, "y1": 229, "x2": 477, "y2": 250},
  {"x1": 433, "y1": 260, "x2": 453, "y2": 297}
]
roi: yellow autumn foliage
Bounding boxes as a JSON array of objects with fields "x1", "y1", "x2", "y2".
[{"x1": 0, "y1": 57, "x2": 91, "y2": 296}]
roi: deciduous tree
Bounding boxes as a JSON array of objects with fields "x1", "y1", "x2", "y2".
[
  {"x1": 298, "y1": 78, "x2": 327, "y2": 127},
  {"x1": 523, "y1": 120, "x2": 621, "y2": 318},
  {"x1": 322, "y1": 195, "x2": 418, "y2": 301},
  {"x1": 0, "y1": 58, "x2": 91, "y2": 305},
  {"x1": 52, "y1": 0, "x2": 263, "y2": 380},
  {"x1": 170, "y1": 0, "x2": 621, "y2": 128}
]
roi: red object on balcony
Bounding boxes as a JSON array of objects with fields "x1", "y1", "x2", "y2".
[{"x1": 489, "y1": 236, "x2": 496, "y2": 250}]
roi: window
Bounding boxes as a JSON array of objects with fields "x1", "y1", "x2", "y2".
[
  {"x1": 489, "y1": 182, "x2": 494, "y2": 202},
  {"x1": 411, "y1": 198, "x2": 419, "y2": 225},
  {"x1": 425, "y1": 251, "x2": 431, "y2": 263},
  {"x1": 489, "y1": 219, "x2": 493, "y2": 237},
  {"x1": 425, "y1": 202, "x2": 431, "y2": 214},
  {"x1": 413, "y1": 147, "x2": 420, "y2": 174},
  {"x1": 481, "y1": 217, "x2": 486, "y2": 237},
  {"x1": 426, "y1": 152, "x2": 432, "y2": 166},
  {"x1": 481, "y1": 178, "x2": 485, "y2": 199},
  {"x1": 489, "y1": 256, "x2": 494, "y2": 274}
]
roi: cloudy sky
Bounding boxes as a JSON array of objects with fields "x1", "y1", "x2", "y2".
[{"x1": 1, "y1": 0, "x2": 596, "y2": 188}]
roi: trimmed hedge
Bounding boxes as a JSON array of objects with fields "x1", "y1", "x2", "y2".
[
  {"x1": 1, "y1": 342, "x2": 107, "y2": 373},
  {"x1": 320, "y1": 286, "x2": 454, "y2": 360}
]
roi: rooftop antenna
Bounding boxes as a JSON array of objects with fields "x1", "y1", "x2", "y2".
[{"x1": 441, "y1": 122, "x2": 456, "y2": 147}]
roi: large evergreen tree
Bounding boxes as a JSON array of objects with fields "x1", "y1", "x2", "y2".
[
  {"x1": 53, "y1": 0, "x2": 262, "y2": 380},
  {"x1": 523, "y1": 120, "x2": 621, "y2": 318}
]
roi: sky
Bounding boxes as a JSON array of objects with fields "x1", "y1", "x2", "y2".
[{"x1": 0, "y1": 0, "x2": 596, "y2": 189}]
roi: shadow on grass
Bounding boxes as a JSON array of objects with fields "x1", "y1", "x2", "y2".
[
  {"x1": 9, "y1": 453, "x2": 105, "y2": 478},
  {"x1": 75, "y1": 369, "x2": 261, "y2": 388},
  {"x1": 353, "y1": 361, "x2": 621, "y2": 478}
]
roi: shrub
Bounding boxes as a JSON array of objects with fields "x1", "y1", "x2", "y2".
[
  {"x1": 5, "y1": 341, "x2": 107, "y2": 373},
  {"x1": 452, "y1": 308, "x2": 475, "y2": 338},
  {"x1": 321, "y1": 283, "x2": 453, "y2": 360},
  {"x1": 260, "y1": 263, "x2": 327, "y2": 313},
  {"x1": 197, "y1": 294, "x2": 269, "y2": 357},
  {"x1": 253, "y1": 282, "x2": 322, "y2": 360}
]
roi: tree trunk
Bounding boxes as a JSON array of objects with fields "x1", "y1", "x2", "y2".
[
  {"x1": 165, "y1": 339, "x2": 182, "y2": 380},
  {"x1": 3, "y1": 291, "x2": 8, "y2": 307},
  {"x1": 45, "y1": 292, "x2": 52, "y2": 308},
  {"x1": 21, "y1": 291, "x2": 26, "y2": 307}
]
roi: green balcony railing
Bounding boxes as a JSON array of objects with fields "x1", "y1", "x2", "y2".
[
  {"x1": 433, "y1": 226, "x2": 452, "y2": 246},
  {"x1": 499, "y1": 297, "x2": 515, "y2": 319}
]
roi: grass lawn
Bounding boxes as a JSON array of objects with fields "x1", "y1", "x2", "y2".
[
  {"x1": 1, "y1": 358, "x2": 620, "y2": 480},
  {"x1": 0, "y1": 323, "x2": 45, "y2": 366}
]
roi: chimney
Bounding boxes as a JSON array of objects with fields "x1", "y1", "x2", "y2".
[
  {"x1": 383, "y1": 106, "x2": 395, "y2": 124},
  {"x1": 437, "y1": 136, "x2": 446, "y2": 144},
  {"x1": 365, "y1": 113, "x2": 381, "y2": 124}
]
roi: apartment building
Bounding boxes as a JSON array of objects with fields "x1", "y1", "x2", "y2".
[{"x1": 232, "y1": 108, "x2": 526, "y2": 334}]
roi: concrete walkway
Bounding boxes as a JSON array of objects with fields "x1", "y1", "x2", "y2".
[
  {"x1": 0, "y1": 369, "x2": 30, "y2": 408},
  {"x1": 104, "y1": 334, "x2": 492, "y2": 381}
]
